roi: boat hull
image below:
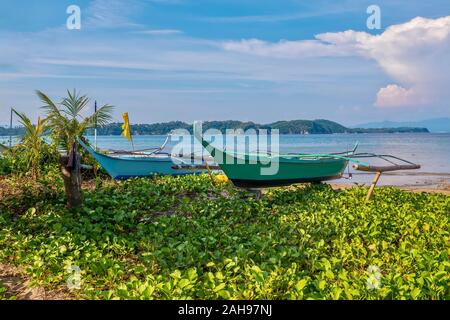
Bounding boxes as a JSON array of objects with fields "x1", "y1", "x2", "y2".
[
  {"x1": 230, "y1": 174, "x2": 344, "y2": 188},
  {"x1": 192, "y1": 123, "x2": 348, "y2": 188},
  {"x1": 78, "y1": 139, "x2": 204, "y2": 179},
  {"x1": 219, "y1": 155, "x2": 348, "y2": 188},
  {"x1": 96, "y1": 155, "x2": 203, "y2": 179}
]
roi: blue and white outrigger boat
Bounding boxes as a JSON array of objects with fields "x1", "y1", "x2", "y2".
[{"x1": 78, "y1": 137, "x2": 214, "y2": 179}]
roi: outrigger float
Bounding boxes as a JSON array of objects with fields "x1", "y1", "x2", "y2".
[{"x1": 193, "y1": 122, "x2": 420, "y2": 200}]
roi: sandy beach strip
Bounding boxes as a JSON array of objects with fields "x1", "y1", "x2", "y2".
[{"x1": 324, "y1": 168, "x2": 450, "y2": 194}]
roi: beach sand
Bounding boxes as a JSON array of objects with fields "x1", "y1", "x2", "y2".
[{"x1": 329, "y1": 171, "x2": 450, "y2": 195}]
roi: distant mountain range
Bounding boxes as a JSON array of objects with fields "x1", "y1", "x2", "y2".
[
  {"x1": 353, "y1": 118, "x2": 450, "y2": 133},
  {"x1": 1, "y1": 119, "x2": 430, "y2": 136}
]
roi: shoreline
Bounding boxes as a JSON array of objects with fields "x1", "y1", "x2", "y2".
[
  {"x1": 329, "y1": 170, "x2": 450, "y2": 195},
  {"x1": 329, "y1": 180, "x2": 450, "y2": 195},
  {"x1": 330, "y1": 183, "x2": 450, "y2": 195}
]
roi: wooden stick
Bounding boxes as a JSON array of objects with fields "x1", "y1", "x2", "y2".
[
  {"x1": 354, "y1": 164, "x2": 420, "y2": 172},
  {"x1": 366, "y1": 171, "x2": 382, "y2": 202},
  {"x1": 204, "y1": 160, "x2": 216, "y2": 186},
  {"x1": 9, "y1": 107, "x2": 13, "y2": 148},
  {"x1": 172, "y1": 164, "x2": 220, "y2": 170}
]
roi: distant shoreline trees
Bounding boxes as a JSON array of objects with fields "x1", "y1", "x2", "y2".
[{"x1": 1, "y1": 119, "x2": 430, "y2": 137}]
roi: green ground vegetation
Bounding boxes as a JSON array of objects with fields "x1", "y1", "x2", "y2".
[{"x1": 0, "y1": 172, "x2": 448, "y2": 300}]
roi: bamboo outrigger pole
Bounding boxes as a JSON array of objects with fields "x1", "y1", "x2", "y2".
[
  {"x1": 94, "y1": 101, "x2": 98, "y2": 151},
  {"x1": 9, "y1": 107, "x2": 13, "y2": 148},
  {"x1": 204, "y1": 160, "x2": 216, "y2": 186},
  {"x1": 366, "y1": 172, "x2": 382, "y2": 202},
  {"x1": 353, "y1": 163, "x2": 421, "y2": 201}
]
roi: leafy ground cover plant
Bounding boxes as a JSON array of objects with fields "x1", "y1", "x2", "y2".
[
  {"x1": 0, "y1": 281, "x2": 9, "y2": 300},
  {"x1": 0, "y1": 174, "x2": 448, "y2": 299}
]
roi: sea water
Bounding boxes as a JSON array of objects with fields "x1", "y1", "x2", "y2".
[{"x1": 2, "y1": 133, "x2": 449, "y2": 187}]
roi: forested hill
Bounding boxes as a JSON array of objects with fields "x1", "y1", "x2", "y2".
[
  {"x1": 1, "y1": 119, "x2": 429, "y2": 136},
  {"x1": 84, "y1": 119, "x2": 350, "y2": 135},
  {"x1": 85, "y1": 119, "x2": 428, "y2": 135}
]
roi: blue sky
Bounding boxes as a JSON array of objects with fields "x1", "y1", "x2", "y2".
[{"x1": 1, "y1": 0, "x2": 449, "y2": 125}]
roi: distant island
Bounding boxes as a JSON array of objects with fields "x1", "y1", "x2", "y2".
[
  {"x1": 0, "y1": 119, "x2": 429, "y2": 136},
  {"x1": 354, "y1": 117, "x2": 450, "y2": 133},
  {"x1": 86, "y1": 119, "x2": 429, "y2": 135}
]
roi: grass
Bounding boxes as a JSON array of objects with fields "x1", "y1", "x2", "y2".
[{"x1": 0, "y1": 174, "x2": 449, "y2": 299}]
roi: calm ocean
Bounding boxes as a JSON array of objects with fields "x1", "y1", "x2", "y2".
[{"x1": 2, "y1": 133, "x2": 449, "y2": 187}]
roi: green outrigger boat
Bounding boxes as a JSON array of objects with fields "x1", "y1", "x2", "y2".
[
  {"x1": 193, "y1": 122, "x2": 421, "y2": 192},
  {"x1": 194, "y1": 123, "x2": 356, "y2": 188}
]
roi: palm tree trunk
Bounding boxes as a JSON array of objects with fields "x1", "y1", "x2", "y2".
[{"x1": 60, "y1": 153, "x2": 82, "y2": 208}]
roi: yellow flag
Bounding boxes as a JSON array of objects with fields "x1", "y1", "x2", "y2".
[{"x1": 121, "y1": 112, "x2": 132, "y2": 141}]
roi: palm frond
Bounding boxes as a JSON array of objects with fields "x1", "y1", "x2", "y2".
[
  {"x1": 37, "y1": 90, "x2": 71, "y2": 137},
  {"x1": 61, "y1": 89, "x2": 90, "y2": 119},
  {"x1": 11, "y1": 109, "x2": 48, "y2": 179},
  {"x1": 79, "y1": 104, "x2": 114, "y2": 133},
  {"x1": 37, "y1": 89, "x2": 114, "y2": 152},
  {"x1": 12, "y1": 109, "x2": 34, "y2": 133},
  {"x1": 36, "y1": 90, "x2": 62, "y2": 118},
  {"x1": 36, "y1": 117, "x2": 48, "y2": 136}
]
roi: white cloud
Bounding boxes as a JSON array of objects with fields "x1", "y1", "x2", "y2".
[
  {"x1": 2, "y1": 12, "x2": 449, "y2": 124},
  {"x1": 222, "y1": 30, "x2": 371, "y2": 58},
  {"x1": 375, "y1": 84, "x2": 427, "y2": 108},
  {"x1": 199, "y1": 7, "x2": 353, "y2": 23},
  {"x1": 222, "y1": 38, "x2": 354, "y2": 58},
  {"x1": 197, "y1": 0, "x2": 362, "y2": 24},
  {"x1": 224, "y1": 16, "x2": 450, "y2": 108},
  {"x1": 84, "y1": 0, "x2": 184, "y2": 29},
  {"x1": 135, "y1": 29, "x2": 183, "y2": 35},
  {"x1": 85, "y1": 0, "x2": 142, "y2": 28}
]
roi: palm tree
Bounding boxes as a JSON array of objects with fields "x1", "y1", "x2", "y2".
[
  {"x1": 37, "y1": 90, "x2": 114, "y2": 208},
  {"x1": 12, "y1": 109, "x2": 48, "y2": 180}
]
